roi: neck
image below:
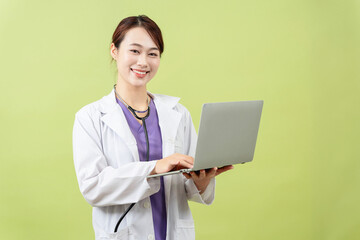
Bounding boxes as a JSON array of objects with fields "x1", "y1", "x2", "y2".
[{"x1": 115, "y1": 81, "x2": 149, "y2": 111}]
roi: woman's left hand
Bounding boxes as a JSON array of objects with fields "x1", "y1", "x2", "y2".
[{"x1": 183, "y1": 165, "x2": 234, "y2": 194}]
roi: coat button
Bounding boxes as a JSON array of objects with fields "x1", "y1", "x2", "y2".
[
  {"x1": 144, "y1": 201, "x2": 151, "y2": 209},
  {"x1": 148, "y1": 234, "x2": 155, "y2": 240}
]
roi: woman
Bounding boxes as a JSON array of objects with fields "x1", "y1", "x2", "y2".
[{"x1": 73, "y1": 15, "x2": 233, "y2": 240}]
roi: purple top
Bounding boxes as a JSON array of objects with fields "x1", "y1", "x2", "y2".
[{"x1": 116, "y1": 96, "x2": 167, "y2": 240}]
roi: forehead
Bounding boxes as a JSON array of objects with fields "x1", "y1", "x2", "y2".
[{"x1": 122, "y1": 27, "x2": 158, "y2": 49}]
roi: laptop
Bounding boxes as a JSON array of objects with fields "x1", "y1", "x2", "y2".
[{"x1": 147, "y1": 100, "x2": 263, "y2": 178}]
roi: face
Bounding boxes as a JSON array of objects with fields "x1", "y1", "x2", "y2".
[{"x1": 111, "y1": 27, "x2": 161, "y2": 89}]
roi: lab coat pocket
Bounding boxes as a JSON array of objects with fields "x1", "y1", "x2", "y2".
[
  {"x1": 175, "y1": 219, "x2": 195, "y2": 240},
  {"x1": 98, "y1": 225, "x2": 135, "y2": 240}
]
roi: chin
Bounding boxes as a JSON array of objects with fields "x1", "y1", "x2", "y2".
[{"x1": 129, "y1": 79, "x2": 151, "y2": 88}]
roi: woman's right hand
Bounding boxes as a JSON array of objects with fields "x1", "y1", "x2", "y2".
[{"x1": 151, "y1": 153, "x2": 194, "y2": 175}]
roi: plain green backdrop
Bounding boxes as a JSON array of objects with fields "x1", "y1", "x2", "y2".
[{"x1": 1, "y1": 0, "x2": 359, "y2": 239}]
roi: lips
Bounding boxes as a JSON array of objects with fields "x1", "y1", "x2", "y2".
[{"x1": 131, "y1": 68, "x2": 149, "y2": 78}]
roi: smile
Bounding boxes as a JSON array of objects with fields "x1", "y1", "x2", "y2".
[{"x1": 131, "y1": 68, "x2": 149, "y2": 76}]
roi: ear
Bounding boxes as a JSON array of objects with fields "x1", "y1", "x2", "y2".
[{"x1": 110, "y1": 43, "x2": 118, "y2": 60}]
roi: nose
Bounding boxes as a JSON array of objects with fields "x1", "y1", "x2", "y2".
[{"x1": 136, "y1": 53, "x2": 148, "y2": 68}]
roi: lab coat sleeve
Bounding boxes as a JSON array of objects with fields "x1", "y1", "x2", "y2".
[
  {"x1": 73, "y1": 109, "x2": 160, "y2": 207},
  {"x1": 181, "y1": 106, "x2": 215, "y2": 205}
]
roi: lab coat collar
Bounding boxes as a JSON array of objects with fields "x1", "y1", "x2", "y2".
[
  {"x1": 98, "y1": 89, "x2": 182, "y2": 158},
  {"x1": 98, "y1": 89, "x2": 181, "y2": 114}
]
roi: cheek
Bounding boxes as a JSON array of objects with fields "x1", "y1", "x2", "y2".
[
  {"x1": 150, "y1": 59, "x2": 160, "y2": 71},
  {"x1": 119, "y1": 53, "x2": 135, "y2": 67}
]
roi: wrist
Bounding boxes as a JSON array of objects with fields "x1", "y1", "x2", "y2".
[
  {"x1": 194, "y1": 181, "x2": 207, "y2": 194},
  {"x1": 150, "y1": 160, "x2": 158, "y2": 175}
]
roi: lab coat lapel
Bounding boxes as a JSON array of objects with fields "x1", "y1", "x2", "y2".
[
  {"x1": 99, "y1": 90, "x2": 139, "y2": 162},
  {"x1": 153, "y1": 96, "x2": 182, "y2": 212}
]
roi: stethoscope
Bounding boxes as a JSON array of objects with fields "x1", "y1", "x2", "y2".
[{"x1": 113, "y1": 84, "x2": 151, "y2": 233}]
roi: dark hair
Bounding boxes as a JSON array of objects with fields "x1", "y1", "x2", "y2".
[{"x1": 111, "y1": 15, "x2": 164, "y2": 63}]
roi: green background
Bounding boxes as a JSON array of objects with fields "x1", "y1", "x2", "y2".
[{"x1": 1, "y1": 0, "x2": 359, "y2": 239}]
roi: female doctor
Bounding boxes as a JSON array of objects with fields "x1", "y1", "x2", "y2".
[{"x1": 73, "y1": 15, "x2": 233, "y2": 240}]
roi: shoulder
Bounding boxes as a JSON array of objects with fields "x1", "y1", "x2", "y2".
[
  {"x1": 151, "y1": 93, "x2": 189, "y2": 113},
  {"x1": 151, "y1": 93, "x2": 192, "y2": 120},
  {"x1": 74, "y1": 90, "x2": 116, "y2": 121},
  {"x1": 76, "y1": 99, "x2": 100, "y2": 116},
  {"x1": 75, "y1": 99, "x2": 102, "y2": 123}
]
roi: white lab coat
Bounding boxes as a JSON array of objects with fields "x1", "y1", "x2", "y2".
[{"x1": 73, "y1": 89, "x2": 215, "y2": 240}]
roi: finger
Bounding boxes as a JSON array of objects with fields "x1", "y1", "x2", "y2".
[
  {"x1": 179, "y1": 159, "x2": 193, "y2": 169},
  {"x1": 170, "y1": 158, "x2": 192, "y2": 170},
  {"x1": 180, "y1": 155, "x2": 194, "y2": 165},
  {"x1": 215, "y1": 165, "x2": 234, "y2": 176},
  {"x1": 168, "y1": 159, "x2": 180, "y2": 168},
  {"x1": 171, "y1": 154, "x2": 194, "y2": 169},
  {"x1": 207, "y1": 167, "x2": 217, "y2": 177},
  {"x1": 199, "y1": 169, "x2": 206, "y2": 179},
  {"x1": 190, "y1": 171, "x2": 198, "y2": 179},
  {"x1": 183, "y1": 172, "x2": 191, "y2": 179},
  {"x1": 217, "y1": 165, "x2": 234, "y2": 173},
  {"x1": 175, "y1": 156, "x2": 194, "y2": 169},
  {"x1": 175, "y1": 162, "x2": 181, "y2": 171}
]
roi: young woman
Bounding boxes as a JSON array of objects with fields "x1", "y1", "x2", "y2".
[{"x1": 73, "y1": 15, "x2": 233, "y2": 240}]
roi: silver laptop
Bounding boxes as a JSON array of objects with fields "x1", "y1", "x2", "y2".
[{"x1": 147, "y1": 100, "x2": 263, "y2": 178}]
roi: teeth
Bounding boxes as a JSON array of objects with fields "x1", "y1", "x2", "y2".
[{"x1": 133, "y1": 69, "x2": 147, "y2": 75}]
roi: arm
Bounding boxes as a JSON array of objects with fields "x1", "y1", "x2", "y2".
[{"x1": 73, "y1": 110, "x2": 160, "y2": 207}]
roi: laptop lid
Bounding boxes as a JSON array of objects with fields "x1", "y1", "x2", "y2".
[
  {"x1": 192, "y1": 100, "x2": 263, "y2": 171},
  {"x1": 147, "y1": 100, "x2": 263, "y2": 178}
]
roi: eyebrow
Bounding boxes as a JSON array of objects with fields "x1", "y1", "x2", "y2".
[{"x1": 129, "y1": 43, "x2": 159, "y2": 51}]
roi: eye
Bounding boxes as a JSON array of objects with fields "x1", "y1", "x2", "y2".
[
  {"x1": 149, "y1": 52, "x2": 158, "y2": 57},
  {"x1": 130, "y1": 49, "x2": 140, "y2": 54}
]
